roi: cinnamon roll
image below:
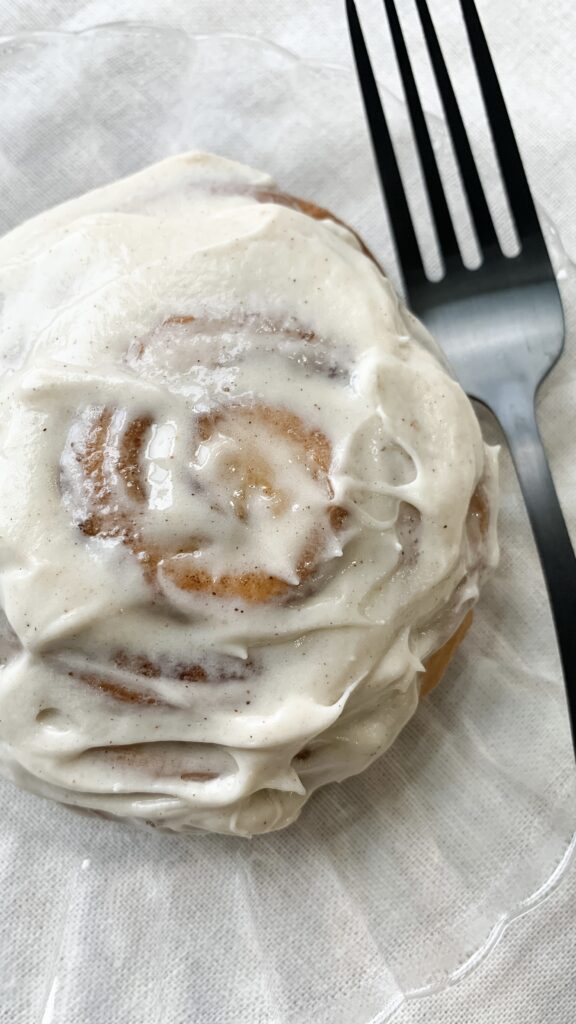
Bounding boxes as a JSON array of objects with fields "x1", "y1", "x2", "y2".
[{"x1": 0, "y1": 152, "x2": 498, "y2": 836}]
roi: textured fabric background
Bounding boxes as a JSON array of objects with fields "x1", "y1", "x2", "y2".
[{"x1": 0, "y1": 2, "x2": 575, "y2": 1022}]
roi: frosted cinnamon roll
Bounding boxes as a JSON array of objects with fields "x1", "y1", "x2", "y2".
[{"x1": 0, "y1": 152, "x2": 498, "y2": 836}]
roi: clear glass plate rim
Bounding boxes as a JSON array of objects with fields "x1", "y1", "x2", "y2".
[{"x1": 0, "y1": 22, "x2": 574, "y2": 1022}]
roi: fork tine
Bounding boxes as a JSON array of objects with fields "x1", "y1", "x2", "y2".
[
  {"x1": 458, "y1": 0, "x2": 542, "y2": 247},
  {"x1": 346, "y1": 0, "x2": 425, "y2": 287},
  {"x1": 414, "y1": 0, "x2": 499, "y2": 255},
  {"x1": 382, "y1": 0, "x2": 462, "y2": 271}
]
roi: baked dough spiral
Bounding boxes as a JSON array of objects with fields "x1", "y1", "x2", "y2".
[{"x1": 0, "y1": 153, "x2": 498, "y2": 835}]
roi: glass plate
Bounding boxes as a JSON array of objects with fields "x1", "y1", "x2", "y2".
[{"x1": 0, "y1": 24, "x2": 574, "y2": 1024}]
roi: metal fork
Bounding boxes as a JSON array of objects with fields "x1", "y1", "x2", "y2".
[{"x1": 346, "y1": 0, "x2": 576, "y2": 753}]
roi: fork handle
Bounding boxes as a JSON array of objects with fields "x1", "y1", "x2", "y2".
[{"x1": 491, "y1": 382, "x2": 576, "y2": 754}]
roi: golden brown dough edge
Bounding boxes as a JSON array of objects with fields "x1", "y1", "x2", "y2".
[
  {"x1": 419, "y1": 609, "x2": 474, "y2": 697},
  {"x1": 256, "y1": 189, "x2": 379, "y2": 263}
]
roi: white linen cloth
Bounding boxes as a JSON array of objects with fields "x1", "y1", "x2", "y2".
[{"x1": 0, "y1": 2, "x2": 574, "y2": 1023}]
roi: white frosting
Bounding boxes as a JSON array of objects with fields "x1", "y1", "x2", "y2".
[{"x1": 0, "y1": 152, "x2": 498, "y2": 836}]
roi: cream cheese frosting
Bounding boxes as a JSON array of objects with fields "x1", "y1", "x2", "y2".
[{"x1": 0, "y1": 152, "x2": 498, "y2": 836}]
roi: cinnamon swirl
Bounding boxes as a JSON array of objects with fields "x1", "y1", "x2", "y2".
[{"x1": 0, "y1": 152, "x2": 498, "y2": 835}]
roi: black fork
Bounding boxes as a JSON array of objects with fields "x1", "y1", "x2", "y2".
[{"x1": 347, "y1": 0, "x2": 576, "y2": 753}]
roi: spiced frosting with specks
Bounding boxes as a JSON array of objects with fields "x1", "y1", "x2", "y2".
[{"x1": 0, "y1": 153, "x2": 498, "y2": 835}]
